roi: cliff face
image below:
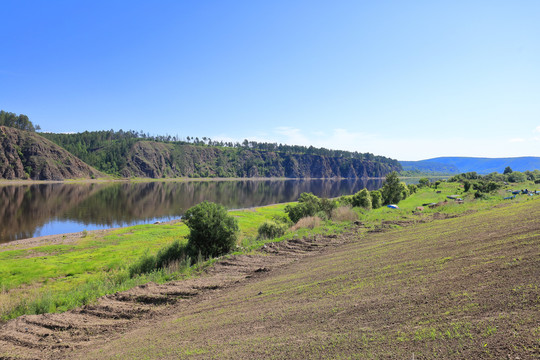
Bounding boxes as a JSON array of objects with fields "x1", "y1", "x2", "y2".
[
  {"x1": 121, "y1": 142, "x2": 401, "y2": 179},
  {"x1": 0, "y1": 127, "x2": 103, "y2": 180},
  {"x1": 1, "y1": 129, "x2": 400, "y2": 180}
]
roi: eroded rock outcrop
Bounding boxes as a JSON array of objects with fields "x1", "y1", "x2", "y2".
[{"x1": 0, "y1": 127, "x2": 103, "y2": 180}]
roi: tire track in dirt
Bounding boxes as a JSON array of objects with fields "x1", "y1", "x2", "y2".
[{"x1": 0, "y1": 232, "x2": 355, "y2": 359}]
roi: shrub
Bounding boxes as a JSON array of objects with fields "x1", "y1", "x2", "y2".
[
  {"x1": 524, "y1": 170, "x2": 537, "y2": 181},
  {"x1": 399, "y1": 183, "x2": 410, "y2": 200},
  {"x1": 271, "y1": 214, "x2": 293, "y2": 226},
  {"x1": 129, "y1": 251, "x2": 157, "y2": 278},
  {"x1": 285, "y1": 192, "x2": 322, "y2": 223},
  {"x1": 381, "y1": 171, "x2": 402, "y2": 205},
  {"x1": 507, "y1": 171, "x2": 526, "y2": 183},
  {"x1": 474, "y1": 190, "x2": 485, "y2": 199},
  {"x1": 320, "y1": 198, "x2": 338, "y2": 219},
  {"x1": 338, "y1": 195, "x2": 353, "y2": 206},
  {"x1": 352, "y1": 189, "x2": 371, "y2": 209},
  {"x1": 290, "y1": 216, "x2": 321, "y2": 231},
  {"x1": 183, "y1": 201, "x2": 239, "y2": 258},
  {"x1": 472, "y1": 180, "x2": 501, "y2": 193},
  {"x1": 370, "y1": 190, "x2": 382, "y2": 209},
  {"x1": 257, "y1": 221, "x2": 287, "y2": 240},
  {"x1": 155, "y1": 240, "x2": 186, "y2": 269},
  {"x1": 316, "y1": 211, "x2": 329, "y2": 221},
  {"x1": 128, "y1": 240, "x2": 188, "y2": 278},
  {"x1": 484, "y1": 172, "x2": 505, "y2": 182},
  {"x1": 331, "y1": 206, "x2": 358, "y2": 222},
  {"x1": 298, "y1": 192, "x2": 321, "y2": 209},
  {"x1": 418, "y1": 178, "x2": 430, "y2": 187},
  {"x1": 285, "y1": 202, "x2": 314, "y2": 223}
]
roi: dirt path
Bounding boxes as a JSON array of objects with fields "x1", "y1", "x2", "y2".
[{"x1": 0, "y1": 230, "x2": 357, "y2": 359}]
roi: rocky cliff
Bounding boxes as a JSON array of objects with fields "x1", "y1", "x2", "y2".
[
  {"x1": 0, "y1": 126, "x2": 103, "y2": 180},
  {"x1": 1, "y1": 128, "x2": 401, "y2": 180},
  {"x1": 121, "y1": 141, "x2": 401, "y2": 179}
]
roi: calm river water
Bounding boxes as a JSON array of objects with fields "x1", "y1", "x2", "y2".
[{"x1": 0, "y1": 178, "x2": 391, "y2": 243}]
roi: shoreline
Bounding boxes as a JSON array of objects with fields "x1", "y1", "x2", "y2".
[
  {"x1": 0, "y1": 218, "x2": 184, "y2": 252},
  {"x1": 0, "y1": 200, "x2": 288, "y2": 252},
  {"x1": 0, "y1": 175, "x2": 441, "y2": 249},
  {"x1": 0, "y1": 228, "x2": 115, "y2": 252},
  {"x1": 0, "y1": 176, "x2": 392, "y2": 186}
]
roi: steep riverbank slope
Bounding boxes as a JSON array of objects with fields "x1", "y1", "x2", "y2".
[{"x1": 0, "y1": 127, "x2": 103, "y2": 180}]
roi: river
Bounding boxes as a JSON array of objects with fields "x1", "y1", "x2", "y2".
[{"x1": 0, "y1": 178, "x2": 392, "y2": 243}]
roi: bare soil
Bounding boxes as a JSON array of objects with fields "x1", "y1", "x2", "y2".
[{"x1": 1, "y1": 201, "x2": 539, "y2": 359}]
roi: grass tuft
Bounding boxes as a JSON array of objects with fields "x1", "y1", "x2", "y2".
[
  {"x1": 290, "y1": 216, "x2": 322, "y2": 231},
  {"x1": 331, "y1": 206, "x2": 359, "y2": 222}
]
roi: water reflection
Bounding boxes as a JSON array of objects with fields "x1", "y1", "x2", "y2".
[{"x1": 0, "y1": 179, "x2": 383, "y2": 243}]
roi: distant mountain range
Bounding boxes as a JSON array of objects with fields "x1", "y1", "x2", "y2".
[{"x1": 401, "y1": 157, "x2": 540, "y2": 175}]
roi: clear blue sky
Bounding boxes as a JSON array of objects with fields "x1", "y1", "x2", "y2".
[{"x1": 1, "y1": 0, "x2": 539, "y2": 160}]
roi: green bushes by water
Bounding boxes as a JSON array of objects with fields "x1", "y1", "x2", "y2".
[
  {"x1": 129, "y1": 201, "x2": 239, "y2": 278},
  {"x1": 257, "y1": 221, "x2": 288, "y2": 239},
  {"x1": 183, "y1": 201, "x2": 239, "y2": 258}
]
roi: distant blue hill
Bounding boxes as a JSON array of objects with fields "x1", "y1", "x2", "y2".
[
  {"x1": 400, "y1": 160, "x2": 460, "y2": 175},
  {"x1": 401, "y1": 157, "x2": 540, "y2": 175}
]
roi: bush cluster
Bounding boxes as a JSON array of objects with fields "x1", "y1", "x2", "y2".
[
  {"x1": 340, "y1": 172, "x2": 413, "y2": 209},
  {"x1": 129, "y1": 201, "x2": 239, "y2": 277},
  {"x1": 284, "y1": 193, "x2": 337, "y2": 223},
  {"x1": 257, "y1": 221, "x2": 288, "y2": 240},
  {"x1": 450, "y1": 169, "x2": 540, "y2": 184},
  {"x1": 351, "y1": 189, "x2": 372, "y2": 209},
  {"x1": 183, "y1": 201, "x2": 239, "y2": 259}
]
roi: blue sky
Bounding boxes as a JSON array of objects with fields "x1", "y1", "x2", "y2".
[{"x1": 1, "y1": 1, "x2": 539, "y2": 160}]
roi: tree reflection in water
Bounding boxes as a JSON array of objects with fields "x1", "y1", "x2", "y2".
[{"x1": 0, "y1": 179, "x2": 383, "y2": 242}]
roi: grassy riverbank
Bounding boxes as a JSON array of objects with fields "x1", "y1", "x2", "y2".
[
  {"x1": 0, "y1": 204, "x2": 292, "y2": 320},
  {"x1": 1, "y1": 180, "x2": 538, "y2": 322}
]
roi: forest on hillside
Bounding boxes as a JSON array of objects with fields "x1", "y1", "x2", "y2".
[
  {"x1": 1, "y1": 110, "x2": 401, "y2": 179},
  {"x1": 40, "y1": 130, "x2": 400, "y2": 176}
]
